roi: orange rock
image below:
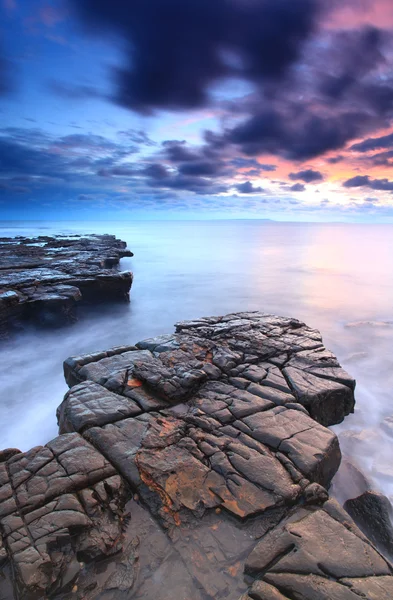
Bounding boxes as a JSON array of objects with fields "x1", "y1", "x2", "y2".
[{"x1": 126, "y1": 378, "x2": 143, "y2": 388}]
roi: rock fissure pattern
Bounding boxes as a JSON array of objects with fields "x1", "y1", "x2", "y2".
[
  {"x1": 1, "y1": 312, "x2": 393, "y2": 599},
  {"x1": 0, "y1": 234, "x2": 133, "y2": 336}
]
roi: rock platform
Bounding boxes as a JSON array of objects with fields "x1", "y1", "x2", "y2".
[
  {"x1": 1, "y1": 312, "x2": 393, "y2": 599},
  {"x1": 0, "y1": 234, "x2": 133, "y2": 336}
]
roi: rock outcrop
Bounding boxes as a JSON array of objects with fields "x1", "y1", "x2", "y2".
[
  {"x1": 0, "y1": 234, "x2": 133, "y2": 336},
  {"x1": 1, "y1": 312, "x2": 392, "y2": 599}
]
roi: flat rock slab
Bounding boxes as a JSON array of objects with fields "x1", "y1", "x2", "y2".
[
  {"x1": 64, "y1": 312, "x2": 355, "y2": 426},
  {"x1": 0, "y1": 234, "x2": 133, "y2": 336},
  {"x1": 1, "y1": 313, "x2": 392, "y2": 599}
]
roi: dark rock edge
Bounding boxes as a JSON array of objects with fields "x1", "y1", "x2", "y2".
[{"x1": 0, "y1": 234, "x2": 133, "y2": 337}]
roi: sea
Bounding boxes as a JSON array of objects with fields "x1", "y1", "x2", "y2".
[{"x1": 1, "y1": 220, "x2": 393, "y2": 503}]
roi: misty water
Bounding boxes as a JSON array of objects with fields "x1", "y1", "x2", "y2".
[{"x1": 1, "y1": 220, "x2": 393, "y2": 505}]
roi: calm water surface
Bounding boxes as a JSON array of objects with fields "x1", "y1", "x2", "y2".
[{"x1": 1, "y1": 220, "x2": 393, "y2": 502}]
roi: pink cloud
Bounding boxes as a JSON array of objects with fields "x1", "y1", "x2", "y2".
[{"x1": 328, "y1": 0, "x2": 393, "y2": 30}]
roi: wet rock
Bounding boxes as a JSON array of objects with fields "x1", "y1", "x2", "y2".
[
  {"x1": 243, "y1": 499, "x2": 393, "y2": 599},
  {"x1": 0, "y1": 234, "x2": 133, "y2": 337},
  {"x1": 0, "y1": 449, "x2": 21, "y2": 463},
  {"x1": 57, "y1": 380, "x2": 142, "y2": 433},
  {"x1": 3, "y1": 313, "x2": 390, "y2": 600},
  {"x1": 344, "y1": 490, "x2": 393, "y2": 559},
  {"x1": 0, "y1": 433, "x2": 129, "y2": 599},
  {"x1": 65, "y1": 312, "x2": 355, "y2": 427}
]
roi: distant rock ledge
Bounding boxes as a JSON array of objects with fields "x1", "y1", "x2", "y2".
[
  {"x1": 0, "y1": 234, "x2": 133, "y2": 337},
  {"x1": 1, "y1": 312, "x2": 393, "y2": 599}
]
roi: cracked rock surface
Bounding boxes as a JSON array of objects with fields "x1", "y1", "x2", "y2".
[
  {"x1": 0, "y1": 234, "x2": 133, "y2": 336},
  {"x1": 1, "y1": 312, "x2": 392, "y2": 599}
]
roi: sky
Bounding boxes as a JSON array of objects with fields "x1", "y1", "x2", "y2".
[{"x1": 1, "y1": 0, "x2": 393, "y2": 221}]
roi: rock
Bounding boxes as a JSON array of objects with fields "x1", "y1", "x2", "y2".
[
  {"x1": 2, "y1": 312, "x2": 390, "y2": 600},
  {"x1": 57, "y1": 380, "x2": 142, "y2": 433},
  {"x1": 344, "y1": 491, "x2": 393, "y2": 559},
  {"x1": 0, "y1": 234, "x2": 133, "y2": 337},
  {"x1": 0, "y1": 449, "x2": 21, "y2": 463},
  {"x1": 65, "y1": 311, "x2": 355, "y2": 426},
  {"x1": 0, "y1": 433, "x2": 129, "y2": 599},
  {"x1": 243, "y1": 499, "x2": 393, "y2": 599}
]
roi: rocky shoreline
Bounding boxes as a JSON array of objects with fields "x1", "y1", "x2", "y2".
[
  {"x1": 0, "y1": 312, "x2": 392, "y2": 599},
  {"x1": 0, "y1": 234, "x2": 133, "y2": 338}
]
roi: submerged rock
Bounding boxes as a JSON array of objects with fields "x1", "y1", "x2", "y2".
[
  {"x1": 1, "y1": 312, "x2": 391, "y2": 599},
  {"x1": 0, "y1": 234, "x2": 133, "y2": 337}
]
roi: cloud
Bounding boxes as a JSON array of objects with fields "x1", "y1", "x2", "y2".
[
  {"x1": 289, "y1": 169, "x2": 324, "y2": 182},
  {"x1": 326, "y1": 155, "x2": 343, "y2": 164},
  {"x1": 290, "y1": 183, "x2": 306, "y2": 192},
  {"x1": 230, "y1": 157, "x2": 277, "y2": 172},
  {"x1": 70, "y1": 0, "x2": 323, "y2": 113},
  {"x1": 343, "y1": 175, "x2": 372, "y2": 187},
  {"x1": 152, "y1": 174, "x2": 227, "y2": 195},
  {"x1": 259, "y1": 164, "x2": 277, "y2": 172},
  {"x1": 235, "y1": 181, "x2": 264, "y2": 194},
  {"x1": 350, "y1": 131, "x2": 393, "y2": 152},
  {"x1": 118, "y1": 129, "x2": 156, "y2": 146},
  {"x1": 179, "y1": 161, "x2": 223, "y2": 177},
  {"x1": 163, "y1": 141, "x2": 200, "y2": 163},
  {"x1": 143, "y1": 163, "x2": 169, "y2": 180},
  {"x1": 343, "y1": 175, "x2": 393, "y2": 190},
  {"x1": 226, "y1": 108, "x2": 372, "y2": 161},
  {"x1": 318, "y1": 26, "x2": 386, "y2": 101},
  {"x1": 204, "y1": 23, "x2": 393, "y2": 161}
]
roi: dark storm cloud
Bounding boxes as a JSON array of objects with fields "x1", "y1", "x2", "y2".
[
  {"x1": 289, "y1": 169, "x2": 324, "y2": 183},
  {"x1": 235, "y1": 181, "x2": 264, "y2": 194},
  {"x1": 343, "y1": 175, "x2": 393, "y2": 190},
  {"x1": 326, "y1": 155, "x2": 344, "y2": 164},
  {"x1": 226, "y1": 109, "x2": 371, "y2": 161},
  {"x1": 179, "y1": 161, "x2": 223, "y2": 177},
  {"x1": 319, "y1": 27, "x2": 385, "y2": 101},
  {"x1": 208, "y1": 24, "x2": 393, "y2": 161},
  {"x1": 343, "y1": 175, "x2": 371, "y2": 187},
  {"x1": 367, "y1": 149, "x2": 393, "y2": 166},
  {"x1": 290, "y1": 183, "x2": 306, "y2": 192},
  {"x1": 259, "y1": 164, "x2": 277, "y2": 172},
  {"x1": 146, "y1": 171, "x2": 227, "y2": 194},
  {"x1": 163, "y1": 141, "x2": 201, "y2": 163},
  {"x1": 350, "y1": 132, "x2": 393, "y2": 152},
  {"x1": 70, "y1": 0, "x2": 322, "y2": 113},
  {"x1": 144, "y1": 163, "x2": 170, "y2": 180}
]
